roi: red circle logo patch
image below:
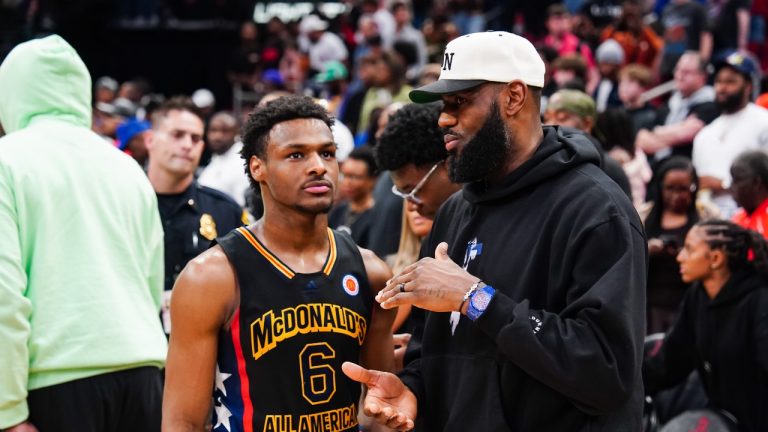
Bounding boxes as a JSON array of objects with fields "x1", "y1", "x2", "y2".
[{"x1": 342, "y1": 275, "x2": 360, "y2": 296}]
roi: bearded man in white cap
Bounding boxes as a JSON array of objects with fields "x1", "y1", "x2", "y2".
[{"x1": 342, "y1": 31, "x2": 646, "y2": 431}]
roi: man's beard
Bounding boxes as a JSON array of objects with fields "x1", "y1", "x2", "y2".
[
  {"x1": 446, "y1": 101, "x2": 510, "y2": 183},
  {"x1": 717, "y1": 87, "x2": 747, "y2": 114}
]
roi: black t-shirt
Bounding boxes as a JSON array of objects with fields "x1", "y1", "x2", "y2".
[
  {"x1": 328, "y1": 202, "x2": 375, "y2": 250},
  {"x1": 646, "y1": 222, "x2": 692, "y2": 310},
  {"x1": 708, "y1": 0, "x2": 751, "y2": 52},
  {"x1": 365, "y1": 174, "x2": 403, "y2": 260},
  {"x1": 661, "y1": 1, "x2": 708, "y2": 76},
  {"x1": 652, "y1": 100, "x2": 720, "y2": 163}
]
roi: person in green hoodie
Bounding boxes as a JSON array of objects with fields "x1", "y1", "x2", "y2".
[{"x1": 0, "y1": 35, "x2": 167, "y2": 431}]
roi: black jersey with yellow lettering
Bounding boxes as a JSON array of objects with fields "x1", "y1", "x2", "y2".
[{"x1": 212, "y1": 226, "x2": 374, "y2": 432}]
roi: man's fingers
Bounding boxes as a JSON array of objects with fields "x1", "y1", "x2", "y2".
[
  {"x1": 402, "y1": 419, "x2": 415, "y2": 431},
  {"x1": 341, "y1": 361, "x2": 378, "y2": 386},
  {"x1": 377, "y1": 281, "x2": 418, "y2": 303},
  {"x1": 385, "y1": 412, "x2": 409, "y2": 429},
  {"x1": 380, "y1": 272, "x2": 417, "y2": 300},
  {"x1": 393, "y1": 333, "x2": 411, "y2": 347},
  {"x1": 380, "y1": 292, "x2": 416, "y2": 309},
  {"x1": 434, "y1": 241, "x2": 450, "y2": 260},
  {"x1": 363, "y1": 401, "x2": 382, "y2": 416}
]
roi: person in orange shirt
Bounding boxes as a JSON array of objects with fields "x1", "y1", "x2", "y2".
[
  {"x1": 731, "y1": 150, "x2": 768, "y2": 237},
  {"x1": 601, "y1": 0, "x2": 663, "y2": 68}
]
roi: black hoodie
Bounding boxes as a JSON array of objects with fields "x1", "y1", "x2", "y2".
[
  {"x1": 399, "y1": 126, "x2": 647, "y2": 431},
  {"x1": 643, "y1": 270, "x2": 768, "y2": 432}
]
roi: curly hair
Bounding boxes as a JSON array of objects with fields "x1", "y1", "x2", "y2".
[
  {"x1": 697, "y1": 219, "x2": 768, "y2": 278},
  {"x1": 375, "y1": 103, "x2": 445, "y2": 171},
  {"x1": 240, "y1": 95, "x2": 334, "y2": 189}
]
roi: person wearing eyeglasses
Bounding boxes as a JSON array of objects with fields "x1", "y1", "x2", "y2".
[
  {"x1": 639, "y1": 156, "x2": 719, "y2": 334},
  {"x1": 146, "y1": 97, "x2": 246, "y2": 336},
  {"x1": 375, "y1": 102, "x2": 461, "y2": 372},
  {"x1": 376, "y1": 103, "x2": 461, "y2": 220}
]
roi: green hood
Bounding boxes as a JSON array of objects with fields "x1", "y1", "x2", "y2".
[{"x1": 0, "y1": 35, "x2": 92, "y2": 133}]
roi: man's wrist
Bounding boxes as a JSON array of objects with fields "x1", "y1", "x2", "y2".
[
  {"x1": 465, "y1": 285, "x2": 496, "y2": 321},
  {"x1": 458, "y1": 280, "x2": 483, "y2": 314}
]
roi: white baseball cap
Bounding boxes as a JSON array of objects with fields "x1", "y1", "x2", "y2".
[
  {"x1": 300, "y1": 14, "x2": 329, "y2": 34},
  {"x1": 410, "y1": 31, "x2": 545, "y2": 104}
]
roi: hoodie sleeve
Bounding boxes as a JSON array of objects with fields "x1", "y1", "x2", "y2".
[
  {"x1": 474, "y1": 215, "x2": 646, "y2": 415},
  {"x1": 0, "y1": 168, "x2": 32, "y2": 428},
  {"x1": 754, "y1": 287, "x2": 768, "y2": 373},
  {"x1": 642, "y1": 290, "x2": 698, "y2": 395}
]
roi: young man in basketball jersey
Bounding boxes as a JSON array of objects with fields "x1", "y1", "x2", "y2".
[{"x1": 162, "y1": 96, "x2": 396, "y2": 432}]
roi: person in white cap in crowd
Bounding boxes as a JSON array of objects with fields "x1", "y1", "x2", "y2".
[
  {"x1": 192, "y1": 88, "x2": 215, "y2": 119},
  {"x1": 94, "y1": 76, "x2": 119, "y2": 104},
  {"x1": 593, "y1": 38, "x2": 625, "y2": 112},
  {"x1": 298, "y1": 14, "x2": 349, "y2": 74},
  {"x1": 342, "y1": 31, "x2": 646, "y2": 431}
]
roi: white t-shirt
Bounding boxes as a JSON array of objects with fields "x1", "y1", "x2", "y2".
[
  {"x1": 198, "y1": 141, "x2": 250, "y2": 207},
  {"x1": 693, "y1": 103, "x2": 768, "y2": 216},
  {"x1": 300, "y1": 32, "x2": 349, "y2": 72}
]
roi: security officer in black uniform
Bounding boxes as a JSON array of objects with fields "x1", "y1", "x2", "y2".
[{"x1": 146, "y1": 96, "x2": 247, "y2": 335}]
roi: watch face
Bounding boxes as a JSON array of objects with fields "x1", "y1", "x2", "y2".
[{"x1": 471, "y1": 289, "x2": 492, "y2": 311}]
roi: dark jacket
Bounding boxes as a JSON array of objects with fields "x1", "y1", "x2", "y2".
[
  {"x1": 158, "y1": 182, "x2": 245, "y2": 292},
  {"x1": 643, "y1": 270, "x2": 768, "y2": 432},
  {"x1": 399, "y1": 126, "x2": 647, "y2": 431}
]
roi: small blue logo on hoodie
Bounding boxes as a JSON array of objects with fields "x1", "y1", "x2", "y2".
[{"x1": 462, "y1": 238, "x2": 483, "y2": 270}]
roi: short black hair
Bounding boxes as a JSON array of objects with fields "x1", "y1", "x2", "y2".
[
  {"x1": 346, "y1": 146, "x2": 378, "y2": 177},
  {"x1": 241, "y1": 95, "x2": 334, "y2": 188},
  {"x1": 151, "y1": 96, "x2": 204, "y2": 127},
  {"x1": 376, "y1": 103, "x2": 446, "y2": 171}
]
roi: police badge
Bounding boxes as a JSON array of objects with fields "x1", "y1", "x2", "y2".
[{"x1": 199, "y1": 213, "x2": 217, "y2": 240}]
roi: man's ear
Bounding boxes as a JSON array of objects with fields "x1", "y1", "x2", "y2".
[
  {"x1": 502, "y1": 81, "x2": 527, "y2": 117},
  {"x1": 582, "y1": 116, "x2": 594, "y2": 133},
  {"x1": 249, "y1": 155, "x2": 265, "y2": 183},
  {"x1": 145, "y1": 130, "x2": 155, "y2": 151}
]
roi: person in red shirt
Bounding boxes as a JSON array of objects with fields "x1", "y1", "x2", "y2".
[
  {"x1": 730, "y1": 150, "x2": 768, "y2": 237},
  {"x1": 600, "y1": 0, "x2": 663, "y2": 69},
  {"x1": 543, "y1": 4, "x2": 598, "y2": 90}
]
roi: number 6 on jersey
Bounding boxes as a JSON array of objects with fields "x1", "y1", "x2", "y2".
[{"x1": 299, "y1": 342, "x2": 337, "y2": 405}]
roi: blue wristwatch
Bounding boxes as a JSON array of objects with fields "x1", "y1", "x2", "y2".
[{"x1": 466, "y1": 285, "x2": 496, "y2": 321}]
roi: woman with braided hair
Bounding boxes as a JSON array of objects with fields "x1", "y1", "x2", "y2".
[{"x1": 643, "y1": 219, "x2": 768, "y2": 431}]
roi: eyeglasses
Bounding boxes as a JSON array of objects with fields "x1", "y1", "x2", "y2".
[
  {"x1": 663, "y1": 184, "x2": 697, "y2": 194},
  {"x1": 391, "y1": 161, "x2": 441, "y2": 204}
]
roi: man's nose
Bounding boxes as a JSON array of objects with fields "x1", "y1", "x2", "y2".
[{"x1": 438, "y1": 111, "x2": 457, "y2": 129}]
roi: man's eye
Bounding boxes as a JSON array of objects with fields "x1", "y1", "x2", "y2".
[
  {"x1": 456, "y1": 96, "x2": 466, "y2": 105},
  {"x1": 288, "y1": 153, "x2": 303, "y2": 159},
  {"x1": 322, "y1": 150, "x2": 335, "y2": 158}
]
